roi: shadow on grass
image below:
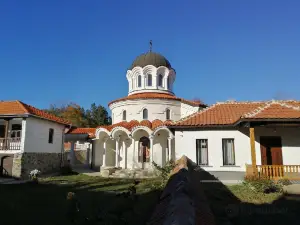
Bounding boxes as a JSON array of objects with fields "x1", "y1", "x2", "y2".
[
  {"x1": 0, "y1": 178, "x2": 161, "y2": 225},
  {"x1": 186, "y1": 159, "x2": 300, "y2": 225}
]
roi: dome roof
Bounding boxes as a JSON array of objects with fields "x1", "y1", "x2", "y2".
[{"x1": 130, "y1": 52, "x2": 172, "y2": 70}]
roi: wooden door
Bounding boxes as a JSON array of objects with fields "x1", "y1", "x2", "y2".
[
  {"x1": 260, "y1": 136, "x2": 283, "y2": 177},
  {"x1": 260, "y1": 137, "x2": 283, "y2": 165}
]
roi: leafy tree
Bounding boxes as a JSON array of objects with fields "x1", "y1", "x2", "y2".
[
  {"x1": 61, "y1": 103, "x2": 88, "y2": 127},
  {"x1": 44, "y1": 102, "x2": 111, "y2": 127},
  {"x1": 85, "y1": 103, "x2": 112, "y2": 127}
]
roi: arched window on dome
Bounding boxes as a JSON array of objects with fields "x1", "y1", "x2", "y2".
[
  {"x1": 147, "y1": 74, "x2": 152, "y2": 86},
  {"x1": 122, "y1": 110, "x2": 126, "y2": 121},
  {"x1": 138, "y1": 75, "x2": 142, "y2": 87},
  {"x1": 166, "y1": 109, "x2": 171, "y2": 120},
  {"x1": 158, "y1": 74, "x2": 163, "y2": 87},
  {"x1": 143, "y1": 108, "x2": 148, "y2": 120}
]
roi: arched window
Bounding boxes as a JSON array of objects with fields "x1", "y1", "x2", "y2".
[
  {"x1": 158, "y1": 74, "x2": 163, "y2": 87},
  {"x1": 122, "y1": 110, "x2": 126, "y2": 121},
  {"x1": 147, "y1": 74, "x2": 152, "y2": 86},
  {"x1": 166, "y1": 109, "x2": 171, "y2": 120},
  {"x1": 138, "y1": 75, "x2": 142, "y2": 87},
  {"x1": 143, "y1": 108, "x2": 148, "y2": 120}
]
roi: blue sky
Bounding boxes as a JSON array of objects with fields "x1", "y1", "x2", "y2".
[{"x1": 0, "y1": 0, "x2": 299, "y2": 111}]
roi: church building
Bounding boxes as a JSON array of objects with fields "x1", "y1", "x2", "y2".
[{"x1": 67, "y1": 48, "x2": 300, "y2": 180}]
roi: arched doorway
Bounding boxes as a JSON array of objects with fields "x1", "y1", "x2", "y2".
[
  {"x1": 138, "y1": 136, "x2": 150, "y2": 169},
  {"x1": 1, "y1": 155, "x2": 13, "y2": 177}
]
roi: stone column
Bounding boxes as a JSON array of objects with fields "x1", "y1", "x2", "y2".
[
  {"x1": 132, "y1": 138, "x2": 135, "y2": 169},
  {"x1": 103, "y1": 138, "x2": 108, "y2": 167},
  {"x1": 115, "y1": 137, "x2": 120, "y2": 168},
  {"x1": 4, "y1": 119, "x2": 10, "y2": 149},
  {"x1": 149, "y1": 135, "x2": 154, "y2": 166},
  {"x1": 249, "y1": 127, "x2": 257, "y2": 175},
  {"x1": 70, "y1": 141, "x2": 75, "y2": 166},
  {"x1": 168, "y1": 137, "x2": 172, "y2": 161}
]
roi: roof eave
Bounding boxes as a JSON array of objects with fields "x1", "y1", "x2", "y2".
[
  {"x1": 167, "y1": 124, "x2": 236, "y2": 129},
  {"x1": 0, "y1": 114, "x2": 29, "y2": 118},
  {"x1": 237, "y1": 118, "x2": 300, "y2": 125}
]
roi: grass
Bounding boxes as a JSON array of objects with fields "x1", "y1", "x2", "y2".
[
  {"x1": 0, "y1": 174, "x2": 162, "y2": 225},
  {"x1": 202, "y1": 182, "x2": 300, "y2": 225}
]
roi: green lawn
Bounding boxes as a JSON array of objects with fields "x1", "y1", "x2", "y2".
[
  {"x1": 202, "y1": 183, "x2": 300, "y2": 225},
  {"x1": 0, "y1": 175, "x2": 162, "y2": 225}
]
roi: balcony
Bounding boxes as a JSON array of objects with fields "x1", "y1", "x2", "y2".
[{"x1": 0, "y1": 137, "x2": 21, "y2": 151}]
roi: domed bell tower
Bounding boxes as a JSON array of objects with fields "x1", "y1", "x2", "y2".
[{"x1": 126, "y1": 41, "x2": 176, "y2": 96}]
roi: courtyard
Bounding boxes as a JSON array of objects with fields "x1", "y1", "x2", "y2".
[{"x1": 0, "y1": 174, "x2": 299, "y2": 225}]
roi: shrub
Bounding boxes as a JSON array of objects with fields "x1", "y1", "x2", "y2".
[
  {"x1": 152, "y1": 160, "x2": 175, "y2": 188},
  {"x1": 244, "y1": 175, "x2": 282, "y2": 193},
  {"x1": 277, "y1": 178, "x2": 292, "y2": 186}
]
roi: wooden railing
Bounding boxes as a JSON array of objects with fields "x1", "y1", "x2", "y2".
[
  {"x1": 0, "y1": 138, "x2": 21, "y2": 150},
  {"x1": 246, "y1": 164, "x2": 300, "y2": 180}
]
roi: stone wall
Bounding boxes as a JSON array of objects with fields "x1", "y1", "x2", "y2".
[
  {"x1": 147, "y1": 155, "x2": 216, "y2": 225},
  {"x1": 12, "y1": 152, "x2": 64, "y2": 179}
]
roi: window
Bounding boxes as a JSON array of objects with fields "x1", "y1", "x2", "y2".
[
  {"x1": 11, "y1": 124, "x2": 22, "y2": 138},
  {"x1": 196, "y1": 139, "x2": 208, "y2": 165},
  {"x1": 166, "y1": 109, "x2": 171, "y2": 120},
  {"x1": 158, "y1": 74, "x2": 163, "y2": 87},
  {"x1": 138, "y1": 75, "x2": 142, "y2": 87},
  {"x1": 0, "y1": 125, "x2": 5, "y2": 138},
  {"x1": 122, "y1": 110, "x2": 126, "y2": 121},
  {"x1": 147, "y1": 74, "x2": 152, "y2": 86},
  {"x1": 222, "y1": 139, "x2": 235, "y2": 165},
  {"x1": 48, "y1": 128, "x2": 54, "y2": 144},
  {"x1": 143, "y1": 108, "x2": 148, "y2": 120}
]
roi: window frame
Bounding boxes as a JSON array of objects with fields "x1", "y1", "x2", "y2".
[
  {"x1": 122, "y1": 110, "x2": 126, "y2": 121},
  {"x1": 166, "y1": 108, "x2": 171, "y2": 120},
  {"x1": 138, "y1": 75, "x2": 142, "y2": 87},
  {"x1": 158, "y1": 74, "x2": 163, "y2": 87},
  {"x1": 222, "y1": 138, "x2": 236, "y2": 166},
  {"x1": 142, "y1": 108, "x2": 148, "y2": 120},
  {"x1": 48, "y1": 128, "x2": 54, "y2": 144},
  {"x1": 196, "y1": 139, "x2": 209, "y2": 166},
  {"x1": 147, "y1": 74, "x2": 152, "y2": 86}
]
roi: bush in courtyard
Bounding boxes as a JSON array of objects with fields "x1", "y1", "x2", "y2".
[
  {"x1": 277, "y1": 178, "x2": 292, "y2": 186},
  {"x1": 244, "y1": 175, "x2": 282, "y2": 193},
  {"x1": 29, "y1": 169, "x2": 41, "y2": 184},
  {"x1": 152, "y1": 160, "x2": 175, "y2": 189}
]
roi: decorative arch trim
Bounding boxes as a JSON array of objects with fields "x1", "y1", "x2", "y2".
[
  {"x1": 95, "y1": 128, "x2": 110, "y2": 139},
  {"x1": 152, "y1": 126, "x2": 174, "y2": 138},
  {"x1": 131, "y1": 126, "x2": 152, "y2": 137},
  {"x1": 110, "y1": 126, "x2": 131, "y2": 138}
]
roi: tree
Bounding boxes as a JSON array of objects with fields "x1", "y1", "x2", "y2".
[
  {"x1": 61, "y1": 103, "x2": 88, "y2": 127},
  {"x1": 44, "y1": 102, "x2": 111, "y2": 127},
  {"x1": 85, "y1": 103, "x2": 112, "y2": 127}
]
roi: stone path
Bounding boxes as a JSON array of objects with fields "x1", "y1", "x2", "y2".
[{"x1": 283, "y1": 184, "x2": 300, "y2": 195}]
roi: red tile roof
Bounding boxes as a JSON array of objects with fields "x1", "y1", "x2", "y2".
[
  {"x1": 68, "y1": 120, "x2": 172, "y2": 138},
  {"x1": 172, "y1": 100, "x2": 300, "y2": 127},
  {"x1": 68, "y1": 128, "x2": 96, "y2": 138},
  {"x1": 0, "y1": 100, "x2": 70, "y2": 125},
  {"x1": 108, "y1": 92, "x2": 206, "y2": 107},
  {"x1": 97, "y1": 119, "x2": 172, "y2": 132}
]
